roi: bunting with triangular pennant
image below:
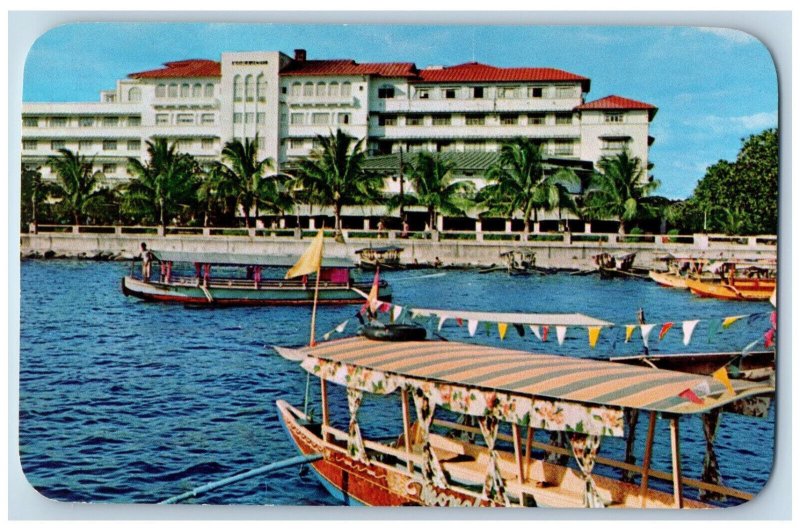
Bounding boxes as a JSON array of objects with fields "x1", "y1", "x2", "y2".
[
  {"x1": 542, "y1": 325, "x2": 549, "y2": 342},
  {"x1": 679, "y1": 388, "x2": 703, "y2": 405},
  {"x1": 640, "y1": 323, "x2": 655, "y2": 348},
  {"x1": 722, "y1": 315, "x2": 743, "y2": 329},
  {"x1": 707, "y1": 319, "x2": 722, "y2": 342},
  {"x1": 659, "y1": 322, "x2": 673, "y2": 341},
  {"x1": 682, "y1": 320, "x2": 699, "y2": 346},
  {"x1": 513, "y1": 323, "x2": 525, "y2": 337},
  {"x1": 712, "y1": 366, "x2": 735, "y2": 394},
  {"x1": 625, "y1": 325, "x2": 635, "y2": 343},
  {"x1": 556, "y1": 326, "x2": 567, "y2": 345},
  {"x1": 497, "y1": 323, "x2": 508, "y2": 341},
  {"x1": 467, "y1": 319, "x2": 479, "y2": 337},
  {"x1": 587, "y1": 326, "x2": 601, "y2": 349},
  {"x1": 530, "y1": 325, "x2": 542, "y2": 341}
]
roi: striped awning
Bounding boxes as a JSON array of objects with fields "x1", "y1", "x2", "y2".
[{"x1": 295, "y1": 337, "x2": 773, "y2": 416}]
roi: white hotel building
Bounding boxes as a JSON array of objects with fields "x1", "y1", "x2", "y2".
[{"x1": 21, "y1": 49, "x2": 657, "y2": 228}]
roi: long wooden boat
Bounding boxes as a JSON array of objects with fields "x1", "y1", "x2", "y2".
[
  {"x1": 275, "y1": 336, "x2": 773, "y2": 508},
  {"x1": 649, "y1": 257, "x2": 776, "y2": 290},
  {"x1": 685, "y1": 278, "x2": 776, "y2": 301},
  {"x1": 122, "y1": 250, "x2": 391, "y2": 306},
  {"x1": 355, "y1": 246, "x2": 405, "y2": 270}
]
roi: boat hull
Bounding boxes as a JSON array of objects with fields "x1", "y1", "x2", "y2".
[
  {"x1": 685, "y1": 279, "x2": 776, "y2": 301},
  {"x1": 648, "y1": 271, "x2": 689, "y2": 289},
  {"x1": 122, "y1": 276, "x2": 391, "y2": 306}
]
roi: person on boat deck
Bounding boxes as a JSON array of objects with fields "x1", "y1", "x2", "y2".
[
  {"x1": 433, "y1": 256, "x2": 443, "y2": 268},
  {"x1": 140, "y1": 242, "x2": 152, "y2": 282}
]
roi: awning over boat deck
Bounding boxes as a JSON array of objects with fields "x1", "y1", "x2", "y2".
[
  {"x1": 285, "y1": 337, "x2": 773, "y2": 416},
  {"x1": 151, "y1": 250, "x2": 355, "y2": 268}
]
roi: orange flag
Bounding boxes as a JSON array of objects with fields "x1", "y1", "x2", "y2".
[
  {"x1": 659, "y1": 322, "x2": 674, "y2": 341},
  {"x1": 712, "y1": 366, "x2": 735, "y2": 394}
]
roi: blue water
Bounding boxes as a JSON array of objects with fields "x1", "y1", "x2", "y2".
[{"x1": 18, "y1": 260, "x2": 775, "y2": 506}]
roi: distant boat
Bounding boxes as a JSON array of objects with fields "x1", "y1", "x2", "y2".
[
  {"x1": 355, "y1": 245, "x2": 405, "y2": 270},
  {"x1": 121, "y1": 250, "x2": 391, "y2": 306},
  {"x1": 649, "y1": 256, "x2": 776, "y2": 290},
  {"x1": 592, "y1": 252, "x2": 643, "y2": 278},
  {"x1": 499, "y1": 249, "x2": 537, "y2": 275},
  {"x1": 685, "y1": 277, "x2": 776, "y2": 301}
]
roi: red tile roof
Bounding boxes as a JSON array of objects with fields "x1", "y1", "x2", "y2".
[
  {"x1": 280, "y1": 59, "x2": 417, "y2": 78},
  {"x1": 128, "y1": 59, "x2": 221, "y2": 79},
  {"x1": 416, "y1": 62, "x2": 590, "y2": 89},
  {"x1": 576, "y1": 95, "x2": 658, "y2": 119}
]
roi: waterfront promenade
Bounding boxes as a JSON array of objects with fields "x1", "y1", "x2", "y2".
[{"x1": 20, "y1": 225, "x2": 778, "y2": 270}]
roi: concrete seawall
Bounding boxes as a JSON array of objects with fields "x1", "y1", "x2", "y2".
[{"x1": 20, "y1": 231, "x2": 778, "y2": 270}]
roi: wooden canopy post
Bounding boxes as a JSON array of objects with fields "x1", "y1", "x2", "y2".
[
  {"x1": 401, "y1": 387, "x2": 413, "y2": 473},
  {"x1": 512, "y1": 424, "x2": 525, "y2": 483},
  {"x1": 669, "y1": 415, "x2": 684, "y2": 508},
  {"x1": 320, "y1": 378, "x2": 330, "y2": 444},
  {"x1": 639, "y1": 411, "x2": 657, "y2": 508},
  {"x1": 525, "y1": 427, "x2": 534, "y2": 472}
]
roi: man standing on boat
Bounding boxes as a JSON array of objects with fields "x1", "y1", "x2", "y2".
[{"x1": 140, "y1": 242, "x2": 153, "y2": 283}]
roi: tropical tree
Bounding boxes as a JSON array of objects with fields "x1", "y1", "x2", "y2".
[
  {"x1": 292, "y1": 129, "x2": 384, "y2": 234},
  {"x1": 197, "y1": 163, "x2": 238, "y2": 227},
  {"x1": 47, "y1": 148, "x2": 106, "y2": 226},
  {"x1": 479, "y1": 138, "x2": 579, "y2": 233},
  {"x1": 585, "y1": 151, "x2": 660, "y2": 235},
  {"x1": 122, "y1": 138, "x2": 200, "y2": 231},
  {"x1": 217, "y1": 136, "x2": 291, "y2": 228},
  {"x1": 389, "y1": 152, "x2": 475, "y2": 231},
  {"x1": 21, "y1": 165, "x2": 53, "y2": 231}
]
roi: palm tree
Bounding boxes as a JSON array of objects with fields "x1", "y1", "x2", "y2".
[
  {"x1": 47, "y1": 148, "x2": 105, "y2": 226},
  {"x1": 217, "y1": 136, "x2": 290, "y2": 228},
  {"x1": 197, "y1": 163, "x2": 237, "y2": 227},
  {"x1": 21, "y1": 165, "x2": 53, "y2": 232},
  {"x1": 398, "y1": 152, "x2": 474, "y2": 231},
  {"x1": 122, "y1": 139, "x2": 199, "y2": 231},
  {"x1": 585, "y1": 151, "x2": 660, "y2": 235},
  {"x1": 480, "y1": 138, "x2": 579, "y2": 233},
  {"x1": 292, "y1": 129, "x2": 384, "y2": 234}
]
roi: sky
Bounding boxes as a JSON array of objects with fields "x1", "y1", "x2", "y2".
[{"x1": 21, "y1": 22, "x2": 779, "y2": 200}]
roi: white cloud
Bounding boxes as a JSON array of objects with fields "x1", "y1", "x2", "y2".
[
  {"x1": 696, "y1": 27, "x2": 758, "y2": 45},
  {"x1": 688, "y1": 112, "x2": 777, "y2": 134}
]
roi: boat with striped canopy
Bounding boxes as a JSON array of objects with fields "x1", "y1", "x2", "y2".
[{"x1": 275, "y1": 336, "x2": 773, "y2": 508}]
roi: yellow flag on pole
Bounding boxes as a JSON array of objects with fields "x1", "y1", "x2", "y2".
[
  {"x1": 625, "y1": 325, "x2": 635, "y2": 343},
  {"x1": 498, "y1": 323, "x2": 508, "y2": 341},
  {"x1": 285, "y1": 229, "x2": 324, "y2": 279},
  {"x1": 588, "y1": 326, "x2": 601, "y2": 349},
  {"x1": 712, "y1": 366, "x2": 735, "y2": 394}
]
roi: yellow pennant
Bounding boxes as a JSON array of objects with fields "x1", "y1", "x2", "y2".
[
  {"x1": 722, "y1": 315, "x2": 743, "y2": 329},
  {"x1": 497, "y1": 323, "x2": 508, "y2": 341},
  {"x1": 625, "y1": 325, "x2": 635, "y2": 343},
  {"x1": 285, "y1": 229, "x2": 324, "y2": 279},
  {"x1": 712, "y1": 366, "x2": 735, "y2": 394},
  {"x1": 588, "y1": 326, "x2": 601, "y2": 349}
]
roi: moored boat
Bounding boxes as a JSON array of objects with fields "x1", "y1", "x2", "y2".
[
  {"x1": 122, "y1": 250, "x2": 391, "y2": 306},
  {"x1": 685, "y1": 278, "x2": 776, "y2": 301},
  {"x1": 275, "y1": 336, "x2": 772, "y2": 508},
  {"x1": 499, "y1": 249, "x2": 537, "y2": 275},
  {"x1": 355, "y1": 245, "x2": 405, "y2": 270}
]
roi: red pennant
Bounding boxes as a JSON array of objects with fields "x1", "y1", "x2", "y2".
[
  {"x1": 542, "y1": 325, "x2": 549, "y2": 342},
  {"x1": 379, "y1": 302, "x2": 391, "y2": 313},
  {"x1": 659, "y1": 322, "x2": 674, "y2": 340},
  {"x1": 770, "y1": 311, "x2": 777, "y2": 329},
  {"x1": 456, "y1": 317, "x2": 463, "y2": 327},
  {"x1": 764, "y1": 328, "x2": 775, "y2": 348},
  {"x1": 679, "y1": 388, "x2": 703, "y2": 405}
]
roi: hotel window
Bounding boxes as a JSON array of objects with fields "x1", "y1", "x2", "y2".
[
  {"x1": 291, "y1": 82, "x2": 302, "y2": 97},
  {"x1": 378, "y1": 115, "x2": 397, "y2": 127},
  {"x1": 233, "y1": 76, "x2": 243, "y2": 101},
  {"x1": 555, "y1": 112, "x2": 573, "y2": 125},
  {"x1": 443, "y1": 88, "x2": 458, "y2": 99},
  {"x1": 407, "y1": 142, "x2": 425, "y2": 153},
  {"x1": 341, "y1": 82, "x2": 352, "y2": 97},
  {"x1": 103, "y1": 116, "x2": 119, "y2": 127},
  {"x1": 605, "y1": 112, "x2": 624, "y2": 123},
  {"x1": 245, "y1": 113, "x2": 255, "y2": 124},
  {"x1": 528, "y1": 113, "x2": 546, "y2": 125},
  {"x1": 437, "y1": 141, "x2": 455, "y2": 152},
  {"x1": 472, "y1": 87, "x2": 484, "y2": 99},
  {"x1": 378, "y1": 86, "x2": 395, "y2": 99},
  {"x1": 128, "y1": 116, "x2": 141, "y2": 126},
  {"x1": 180, "y1": 84, "x2": 190, "y2": 98},
  {"x1": 50, "y1": 117, "x2": 68, "y2": 127},
  {"x1": 280, "y1": 113, "x2": 288, "y2": 125},
  {"x1": 177, "y1": 114, "x2": 194, "y2": 124},
  {"x1": 233, "y1": 113, "x2": 243, "y2": 124},
  {"x1": 497, "y1": 87, "x2": 517, "y2": 99},
  {"x1": 202, "y1": 138, "x2": 215, "y2": 150},
  {"x1": 155, "y1": 114, "x2": 169, "y2": 125},
  {"x1": 23, "y1": 140, "x2": 37, "y2": 150},
  {"x1": 79, "y1": 140, "x2": 94, "y2": 150},
  {"x1": 256, "y1": 112, "x2": 266, "y2": 124},
  {"x1": 328, "y1": 82, "x2": 339, "y2": 97},
  {"x1": 192, "y1": 83, "x2": 202, "y2": 97},
  {"x1": 337, "y1": 113, "x2": 351, "y2": 125},
  {"x1": 127, "y1": 140, "x2": 141, "y2": 151},
  {"x1": 258, "y1": 77, "x2": 267, "y2": 102},
  {"x1": 290, "y1": 139, "x2": 305, "y2": 149},
  {"x1": 281, "y1": 86, "x2": 287, "y2": 94},
  {"x1": 168, "y1": 84, "x2": 178, "y2": 97},
  {"x1": 102, "y1": 164, "x2": 117, "y2": 174},
  {"x1": 416, "y1": 87, "x2": 429, "y2": 99},
  {"x1": 204, "y1": 83, "x2": 214, "y2": 97},
  {"x1": 200, "y1": 114, "x2": 215, "y2": 124},
  {"x1": 602, "y1": 138, "x2": 629, "y2": 150},
  {"x1": 463, "y1": 141, "x2": 485, "y2": 152},
  {"x1": 465, "y1": 114, "x2": 485, "y2": 126},
  {"x1": 316, "y1": 82, "x2": 326, "y2": 97},
  {"x1": 303, "y1": 82, "x2": 314, "y2": 96},
  {"x1": 23, "y1": 117, "x2": 38, "y2": 127},
  {"x1": 312, "y1": 138, "x2": 323, "y2": 149},
  {"x1": 556, "y1": 86, "x2": 575, "y2": 98},
  {"x1": 51, "y1": 140, "x2": 65, "y2": 150},
  {"x1": 176, "y1": 139, "x2": 193, "y2": 150},
  {"x1": 104, "y1": 94, "x2": 116, "y2": 103},
  {"x1": 432, "y1": 115, "x2": 451, "y2": 126},
  {"x1": 528, "y1": 86, "x2": 544, "y2": 98},
  {"x1": 103, "y1": 140, "x2": 117, "y2": 151},
  {"x1": 290, "y1": 113, "x2": 304, "y2": 125},
  {"x1": 128, "y1": 87, "x2": 142, "y2": 102},
  {"x1": 406, "y1": 115, "x2": 423, "y2": 126},
  {"x1": 500, "y1": 114, "x2": 518, "y2": 126},
  {"x1": 156, "y1": 84, "x2": 166, "y2": 98},
  {"x1": 245, "y1": 76, "x2": 255, "y2": 101},
  {"x1": 554, "y1": 140, "x2": 573, "y2": 156},
  {"x1": 79, "y1": 117, "x2": 94, "y2": 127}
]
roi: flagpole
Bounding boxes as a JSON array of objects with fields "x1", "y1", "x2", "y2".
[{"x1": 309, "y1": 227, "x2": 324, "y2": 347}]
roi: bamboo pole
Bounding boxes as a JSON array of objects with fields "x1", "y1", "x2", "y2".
[
  {"x1": 321, "y1": 378, "x2": 330, "y2": 444},
  {"x1": 669, "y1": 416, "x2": 684, "y2": 508},
  {"x1": 639, "y1": 411, "x2": 657, "y2": 508},
  {"x1": 512, "y1": 424, "x2": 525, "y2": 483},
  {"x1": 401, "y1": 387, "x2": 413, "y2": 473},
  {"x1": 525, "y1": 426, "x2": 534, "y2": 474}
]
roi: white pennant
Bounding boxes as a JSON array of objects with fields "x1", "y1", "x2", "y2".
[
  {"x1": 392, "y1": 305, "x2": 403, "y2": 321},
  {"x1": 556, "y1": 326, "x2": 567, "y2": 345},
  {"x1": 640, "y1": 323, "x2": 656, "y2": 348},
  {"x1": 335, "y1": 320, "x2": 348, "y2": 334},
  {"x1": 742, "y1": 338, "x2": 760, "y2": 353},
  {"x1": 322, "y1": 332, "x2": 332, "y2": 341},
  {"x1": 682, "y1": 320, "x2": 699, "y2": 346},
  {"x1": 467, "y1": 319, "x2": 479, "y2": 337},
  {"x1": 530, "y1": 325, "x2": 542, "y2": 341},
  {"x1": 438, "y1": 316, "x2": 448, "y2": 332},
  {"x1": 694, "y1": 380, "x2": 711, "y2": 397}
]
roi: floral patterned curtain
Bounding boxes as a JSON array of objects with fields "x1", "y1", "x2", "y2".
[
  {"x1": 699, "y1": 408, "x2": 725, "y2": 502},
  {"x1": 568, "y1": 433, "x2": 607, "y2": 508},
  {"x1": 478, "y1": 415, "x2": 510, "y2": 506},
  {"x1": 346, "y1": 387, "x2": 367, "y2": 461},
  {"x1": 412, "y1": 387, "x2": 448, "y2": 489}
]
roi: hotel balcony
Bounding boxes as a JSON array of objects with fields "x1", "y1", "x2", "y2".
[
  {"x1": 151, "y1": 97, "x2": 220, "y2": 110},
  {"x1": 373, "y1": 97, "x2": 582, "y2": 114},
  {"x1": 281, "y1": 95, "x2": 358, "y2": 108},
  {"x1": 283, "y1": 124, "x2": 368, "y2": 138},
  {"x1": 371, "y1": 123, "x2": 581, "y2": 140},
  {"x1": 23, "y1": 126, "x2": 145, "y2": 139}
]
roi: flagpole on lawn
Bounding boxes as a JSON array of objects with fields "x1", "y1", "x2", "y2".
[{"x1": 309, "y1": 226, "x2": 324, "y2": 347}]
